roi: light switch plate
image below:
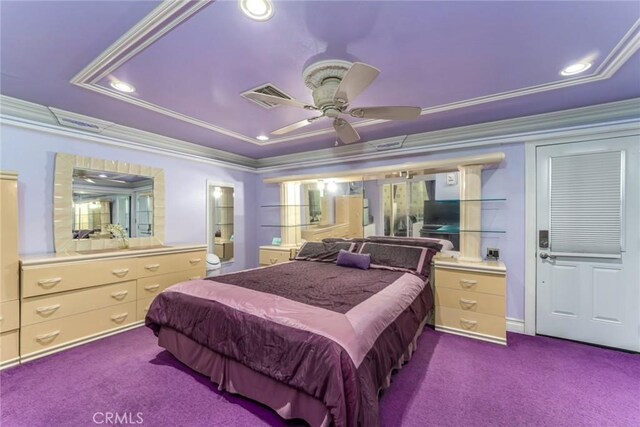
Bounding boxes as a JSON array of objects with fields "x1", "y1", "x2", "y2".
[{"x1": 446, "y1": 172, "x2": 458, "y2": 185}]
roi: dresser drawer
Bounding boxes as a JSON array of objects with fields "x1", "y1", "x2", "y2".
[
  {"x1": 22, "y1": 258, "x2": 137, "y2": 298},
  {"x1": 0, "y1": 300, "x2": 19, "y2": 332},
  {"x1": 435, "y1": 287, "x2": 505, "y2": 316},
  {"x1": 436, "y1": 306, "x2": 506, "y2": 339},
  {"x1": 259, "y1": 249, "x2": 293, "y2": 266},
  {"x1": 21, "y1": 280, "x2": 136, "y2": 326},
  {"x1": 21, "y1": 302, "x2": 136, "y2": 356},
  {"x1": 137, "y1": 297, "x2": 154, "y2": 322},
  {"x1": 137, "y1": 251, "x2": 206, "y2": 278},
  {"x1": 137, "y1": 268, "x2": 203, "y2": 300},
  {"x1": 435, "y1": 268, "x2": 505, "y2": 296},
  {"x1": 1, "y1": 330, "x2": 19, "y2": 364}
]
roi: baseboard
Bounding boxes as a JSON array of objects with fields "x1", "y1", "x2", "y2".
[
  {"x1": 506, "y1": 317, "x2": 525, "y2": 334},
  {"x1": 435, "y1": 325, "x2": 507, "y2": 346},
  {"x1": 0, "y1": 358, "x2": 20, "y2": 371}
]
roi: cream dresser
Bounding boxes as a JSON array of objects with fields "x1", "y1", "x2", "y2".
[
  {"x1": 19, "y1": 245, "x2": 206, "y2": 361},
  {"x1": 0, "y1": 171, "x2": 20, "y2": 368},
  {"x1": 434, "y1": 256, "x2": 507, "y2": 345},
  {"x1": 259, "y1": 245, "x2": 298, "y2": 266}
]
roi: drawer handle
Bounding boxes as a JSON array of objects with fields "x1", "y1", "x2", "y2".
[
  {"x1": 459, "y1": 298, "x2": 478, "y2": 310},
  {"x1": 460, "y1": 279, "x2": 477, "y2": 289},
  {"x1": 460, "y1": 318, "x2": 478, "y2": 330},
  {"x1": 110, "y1": 290, "x2": 129, "y2": 300},
  {"x1": 36, "y1": 330, "x2": 61, "y2": 342},
  {"x1": 189, "y1": 258, "x2": 202, "y2": 265},
  {"x1": 37, "y1": 277, "x2": 62, "y2": 288},
  {"x1": 144, "y1": 284, "x2": 160, "y2": 292},
  {"x1": 270, "y1": 258, "x2": 277, "y2": 264},
  {"x1": 36, "y1": 304, "x2": 61, "y2": 315},
  {"x1": 110, "y1": 313, "x2": 129, "y2": 323},
  {"x1": 111, "y1": 268, "x2": 130, "y2": 277},
  {"x1": 144, "y1": 264, "x2": 160, "y2": 271}
]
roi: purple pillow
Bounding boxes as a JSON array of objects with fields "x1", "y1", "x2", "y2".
[{"x1": 336, "y1": 249, "x2": 370, "y2": 270}]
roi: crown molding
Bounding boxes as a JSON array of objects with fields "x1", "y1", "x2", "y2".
[
  {"x1": 67, "y1": 0, "x2": 640, "y2": 147},
  {"x1": 0, "y1": 95, "x2": 259, "y2": 172},
  {"x1": 255, "y1": 98, "x2": 640, "y2": 171},
  {"x1": 1, "y1": 95, "x2": 638, "y2": 175}
]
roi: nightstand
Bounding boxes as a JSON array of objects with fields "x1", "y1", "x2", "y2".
[
  {"x1": 433, "y1": 256, "x2": 507, "y2": 345},
  {"x1": 259, "y1": 246, "x2": 298, "y2": 266}
]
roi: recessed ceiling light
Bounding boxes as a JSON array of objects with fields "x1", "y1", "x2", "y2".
[
  {"x1": 110, "y1": 80, "x2": 136, "y2": 93},
  {"x1": 239, "y1": 0, "x2": 274, "y2": 21},
  {"x1": 256, "y1": 135, "x2": 269, "y2": 141},
  {"x1": 560, "y1": 62, "x2": 592, "y2": 76}
]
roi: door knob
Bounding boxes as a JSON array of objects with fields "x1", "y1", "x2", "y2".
[{"x1": 540, "y1": 252, "x2": 555, "y2": 260}]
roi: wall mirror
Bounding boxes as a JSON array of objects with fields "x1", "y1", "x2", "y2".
[
  {"x1": 72, "y1": 169, "x2": 154, "y2": 240},
  {"x1": 54, "y1": 153, "x2": 165, "y2": 253},
  {"x1": 207, "y1": 182, "x2": 234, "y2": 262},
  {"x1": 381, "y1": 172, "x2": 461, "y2": 249},
  {"x1": 299, "y1": 180, "x2": 367, "y2": 242}
]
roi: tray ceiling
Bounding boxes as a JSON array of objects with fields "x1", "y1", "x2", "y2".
[{"x1": 1, "y1": 0, "x2": 639, "y2": 159}]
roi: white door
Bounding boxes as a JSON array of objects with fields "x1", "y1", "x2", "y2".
[{"x1": 536, "y1": 136, "x2": 640, "y2": 351}]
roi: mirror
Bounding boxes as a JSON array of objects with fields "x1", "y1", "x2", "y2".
[
  {"x1": 72, "y1": 168, "x2": 154, "y2": 240},
  {"x1": 207, "y1": 183, "x2": 234, "y2": 261},
  {"x1": 54, "y1": 153, "x2": 165, "y2": 253},
  {"x1": 382, "y1": 173, "x2": 460, "y2": 249},
  {"x1": 300, "y1": 180, "x2": 366, "y2": 242}
]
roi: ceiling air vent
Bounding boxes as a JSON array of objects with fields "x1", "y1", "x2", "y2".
[
  {"x1": 48, "y1": 107, "x2": 114, "y2": 134},
  {"x1": 241, "y1": 83, "x2": 293, "y2": 109}
]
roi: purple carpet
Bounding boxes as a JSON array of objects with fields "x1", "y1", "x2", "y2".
[{"x1": 1, "y1": 326, "x2": 638, "y2": 426}]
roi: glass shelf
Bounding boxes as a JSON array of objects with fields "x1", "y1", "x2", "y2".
[
  {"x1": 260, "y1": 204, "x2": 310, "y2": 208},
  {"x1": 215, "y1": 206, "x2": 234, "y2": 209},
  {"x1": 261, "y1": 224, "x2": 314, "y2": 228},
  {"x1": 215, "y1": 223, "x2": 234, "y2": 226},
  {"x1": 433, "y1": 198, "x2": 507, "y2": 202}
]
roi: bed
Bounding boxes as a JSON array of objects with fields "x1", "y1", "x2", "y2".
[{"x1": 146, "y1": 237, "x2": 443, "y2": 426}]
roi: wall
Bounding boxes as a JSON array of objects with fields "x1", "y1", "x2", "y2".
[
  {"x1": 0, "y1": 124, "x2": 258, "y2": 272},
  {"x1": 256, "y1": 143, "x2": 526, "y2": 320}
]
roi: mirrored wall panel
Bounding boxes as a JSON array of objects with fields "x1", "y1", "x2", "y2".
[
  {"x1": 72, "y1": 168, "x2": 154, "y2": 240},
  {"x1": 208, "y1": 184, "x2": 234, "y2": 261}
]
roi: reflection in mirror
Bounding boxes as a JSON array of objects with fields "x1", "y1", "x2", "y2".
[
  {"x1": 300, "y1": 181, "x2": 367, "y2": 242},
  {"x1": 208, "y1": 184, "x2": 234, "y2": 261},
  {"x1": 72, "y1": 168, "x2": 153, "y2": 240},
  {"x1": 382, "y1": 172, "x2": 460, "y2": 249}
]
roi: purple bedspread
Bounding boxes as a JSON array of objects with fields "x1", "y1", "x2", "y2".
[{"x1": 146, "y1": 261, "x2": 433, "y2": 427}]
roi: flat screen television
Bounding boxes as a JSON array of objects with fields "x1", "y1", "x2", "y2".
[{"x1": 423, "y1": 200, "x2": 460, "y2": 226}]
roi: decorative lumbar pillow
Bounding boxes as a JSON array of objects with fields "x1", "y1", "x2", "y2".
[
  {"x1": 358, "y1": 242, "x2": 436, "y2": 277},
  {"x1": 336, "y1": 249, "x2": 371, "y2": 270},
  {"x1": 295, "y1": 241, "x2": 355, "y2": 262}
]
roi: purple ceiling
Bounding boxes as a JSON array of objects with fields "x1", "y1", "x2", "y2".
[{"x1": 2, "y1": 1, "x2": 639, "y2": 159}]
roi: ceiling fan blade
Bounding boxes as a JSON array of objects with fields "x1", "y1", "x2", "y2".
[
  {"x1": 349, "y1": 106, "x2": 422, "y2": 120},
  {"x1": 333, "y1": 118, "x2": 360, "y2": 144},
  {"x1": 333, "y1": 62, "x2": 380, "y2": 107},
  {"x1": 271, "y1": 116, "x2": 323, "y2": 135},
  {"x1": 244, "y1": 92, "x2": 317, "y2": 110}
]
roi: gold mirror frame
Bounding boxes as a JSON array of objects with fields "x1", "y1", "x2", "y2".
[{"x1": 53, "y1": 153, "x2": 165, "y2": 253}]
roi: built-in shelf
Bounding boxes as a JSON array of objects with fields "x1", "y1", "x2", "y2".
[
  {"x1": 260, "y1": 204, "x2": 310, "y2": 208},
  {"x1": 433, "y1": 198, "x2": 507, "y2": 202}
]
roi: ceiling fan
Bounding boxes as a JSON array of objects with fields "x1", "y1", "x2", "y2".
[{"x1": 244, "y1": 60, "x2": 422, "y2": 144}]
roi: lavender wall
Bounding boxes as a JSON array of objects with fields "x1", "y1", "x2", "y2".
[
  {"x1": 256, "y1": 144, "x2": 526, "y2": 320},
  {"x1": 0, "y1": 124, "x2": 258, "y2": 272}
]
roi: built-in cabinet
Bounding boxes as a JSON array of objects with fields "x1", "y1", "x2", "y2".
[
  {"x1": 0, "y1": 171, "x2": 20, "y2": 368},
  {"x1": 19, "y1": 245, "x2": 206, "y2": 362}
]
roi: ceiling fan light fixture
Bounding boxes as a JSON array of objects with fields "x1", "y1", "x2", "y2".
[
  {"x1": 256, "y1": 135, "x2": 269, "y2": 141},
  {"x1": 110, "y1": 80, "x2": 136, "y2": 93},
  {"x1": 239, "y1": 0, "x2": 274, "y2": 21},
  {"x1": 560, "y1": 62, "x2": 592, "y2": 76}
]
